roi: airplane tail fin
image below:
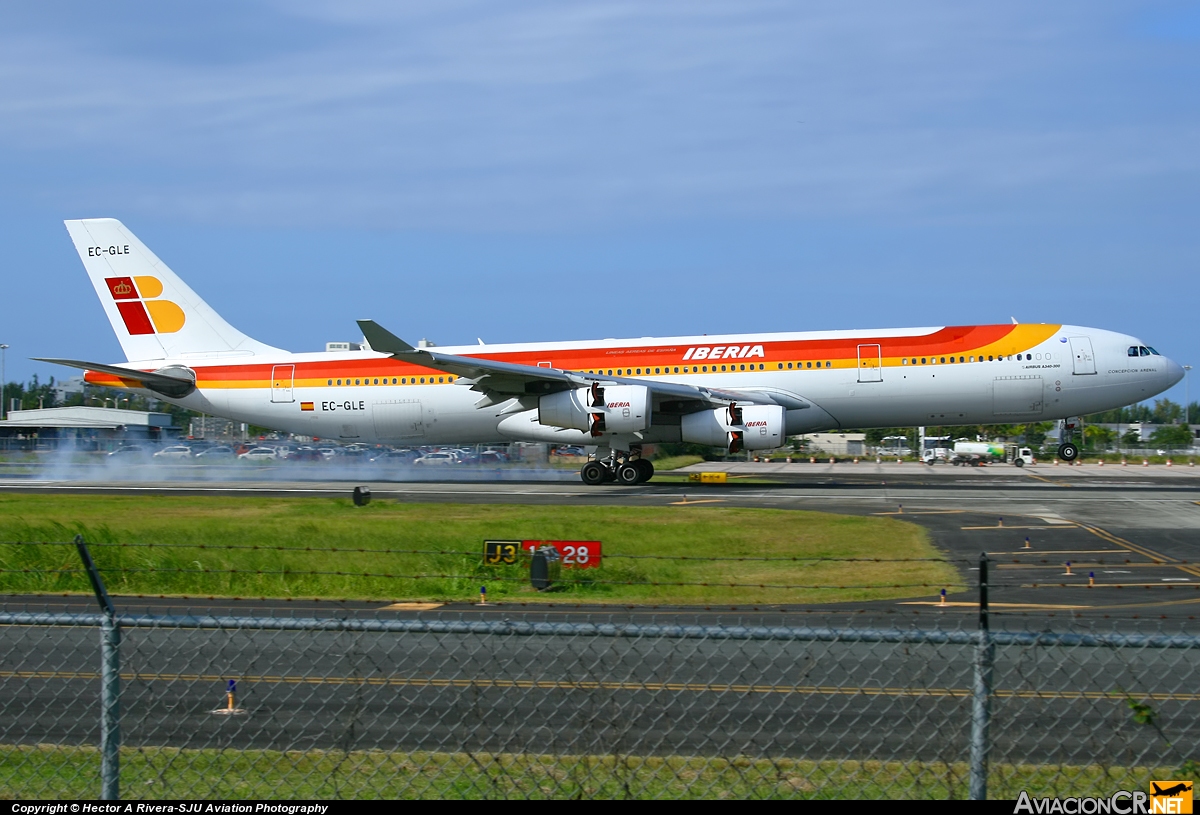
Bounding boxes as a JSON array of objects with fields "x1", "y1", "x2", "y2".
[{"x1": 64, "y1": 218, "x2": 284, "y2": 362}]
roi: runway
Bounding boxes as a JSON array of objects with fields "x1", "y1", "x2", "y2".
[{"x1": 2, "y1": 462, "x2": 1197, "y2": 769}]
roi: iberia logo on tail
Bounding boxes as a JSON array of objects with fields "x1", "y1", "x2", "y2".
[{"x1": 104, "y1": 276, "x2": 186, "y2": 335}]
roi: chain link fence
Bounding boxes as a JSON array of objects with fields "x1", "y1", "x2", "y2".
[{"x1": 2, "y1": 603, "x2": 1197, "y2": 800}]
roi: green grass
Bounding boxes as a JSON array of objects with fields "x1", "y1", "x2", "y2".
[
  {"x1": 649, "y1": 454, "x2": 705, "y2": 470},
  {"x1": 0, "y1": 744, "x2": 1183, "y2": 800},
  {"x1": 0, "y1": 494, "x2": 959, "y2": 604}
]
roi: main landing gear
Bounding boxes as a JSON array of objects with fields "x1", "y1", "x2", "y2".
[{"x1": 580, "y1": 454, "x2": 654, "y2": 486}]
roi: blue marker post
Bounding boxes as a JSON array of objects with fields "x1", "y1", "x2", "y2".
[
  {"x1": 1024, "y1": 536, "x2": 1031, "y2": 550},
  {"x1": 1089, "y1": 571, "x2": 1095, "y2": 588},
  {"x1": 479, "y1": 585, "x2": 487, "y2": 606},
  {"x1": 1064, "y1": 561, "x2": 1073, "y2": 576},
  {"x1": 939, "y1": 588, "x2": 947, "y2": 607},
  {"x1": 226, "y1": 680, "x2": 236, "y2": 712}
]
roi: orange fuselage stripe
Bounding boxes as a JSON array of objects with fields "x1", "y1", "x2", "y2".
[{"x1": 83, "y1": 324, "x2": 1061, "y2": 390}]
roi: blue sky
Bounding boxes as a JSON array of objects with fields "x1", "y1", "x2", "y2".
[{"x1": 1, "y1": 2, "x2": 1197, "y2": 406}]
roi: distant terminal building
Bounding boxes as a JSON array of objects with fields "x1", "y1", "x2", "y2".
[
  {"x1": 0, "y1": 407, "x2": 178, "y2": 451},
  {"x1": 801, "y1": 432, "x2": 867, "y2": 457},
  {"x1": 188, "y1": 416, "x2": 237, "y2": 440}
]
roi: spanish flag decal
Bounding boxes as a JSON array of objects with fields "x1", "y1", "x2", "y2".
[{"x1": 301, "y1": 402, "x2": 314, "y2": 411}]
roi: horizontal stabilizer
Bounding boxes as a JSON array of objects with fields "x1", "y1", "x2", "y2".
[{"x1": 35, "y1": 358, "x2": 197, "y2": 398}]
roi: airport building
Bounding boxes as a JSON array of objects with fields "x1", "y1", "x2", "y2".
[
  {"x1": 0, "y1": 406, "x2": 178, "y2": 450},
  {"x1": 800, "y1": 432, "x2": 867, "y2": 456}
]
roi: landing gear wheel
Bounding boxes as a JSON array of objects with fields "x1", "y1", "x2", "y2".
[
  {"x1": 635, "y1": 459, "x2": 654, "y2": 482},
  {"x1": 1058, "y1": 443, "x2": 1079, "y2": 462},
  {"x1": 581, "y1": 461, "x2": 607, "y2": 486},
  {"x1": 617, "y1": 462, "x2": 643, "y2": 485}
]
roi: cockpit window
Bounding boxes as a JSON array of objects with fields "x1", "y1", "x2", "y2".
[
  {"x1": 1139, "y1": 346, "x2": 1151, "y2": 357},
  {"x1": 1128, "y1": 346, "x2": 1139, "y2": 357},
  {"x1": 1148, "y1": 346, "x2": 1160, "y2": 355}
]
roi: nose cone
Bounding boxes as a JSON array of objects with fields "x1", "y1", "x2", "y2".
[{"x1": 1165, "y1": 357, "x2": 1186, "y2": 388}]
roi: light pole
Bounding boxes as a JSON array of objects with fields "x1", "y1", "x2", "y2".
[{"x1": 0, "y1": 344, "x2": 8, "y2": 421}]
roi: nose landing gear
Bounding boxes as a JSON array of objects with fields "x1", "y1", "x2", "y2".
[
  {"x1": 1057, "y1": 442, "x2": 1079, "y2": 462},
  {"x1": 1057, "y1": 417, "x2": 1081, "y2": 462}
]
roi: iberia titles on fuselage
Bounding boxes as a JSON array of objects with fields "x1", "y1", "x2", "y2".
[{"x1": 42, "y1": 218, "x2": 1184, "y2": 485}]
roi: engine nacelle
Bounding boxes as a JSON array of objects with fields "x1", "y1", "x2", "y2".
[
  {"x1": 538, "y1": 384, "x2": 650, "y2": 436},
  {"x1": 681, "y1": 404, "x2": 785, "y2": 453}
]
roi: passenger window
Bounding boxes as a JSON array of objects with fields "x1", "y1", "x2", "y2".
[
  {"x1": 940, "y1": 357, "x2": 945, "y2": 364},
  {"x1": 921, "y1": 358, "x2": 926, "y2": 364}
]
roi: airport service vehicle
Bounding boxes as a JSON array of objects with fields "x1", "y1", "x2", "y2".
[
  {"x1": 42, "y1": 219, "x2": 1185, "y2": 485},
  {"x1": 949, "y1": 441, "x2": 1034, "y2": 467}
]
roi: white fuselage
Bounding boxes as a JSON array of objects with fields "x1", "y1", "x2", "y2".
[{"x1": 102, "y1": 323, "x2": 1182, "y2": 446}]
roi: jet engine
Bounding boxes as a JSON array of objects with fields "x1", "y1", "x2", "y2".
[
  {"x1": 538, "y1": 383, "x2": 650, "y2": 436},
  {"x1": 681, "y1": 403, "x2": 785, "y2": 453}
]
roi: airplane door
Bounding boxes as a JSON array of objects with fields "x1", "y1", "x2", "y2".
[
  {"x1": 857, "y1": 344, "x2": 882, "y2": 383},
  {"x1": 1068, "y1": 337, "x2": 1096, "y2": 375},
  {"x1": 270, "y1": 364, "x2": 295, "y2": 403}
]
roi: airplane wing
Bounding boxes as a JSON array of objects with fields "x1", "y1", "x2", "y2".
[
  {"x1": 357, "y1": 320, "x2": 807, "y2": 413},
  {"x1": 34, "y1": 358, "x2": 197, "y2": 398}
]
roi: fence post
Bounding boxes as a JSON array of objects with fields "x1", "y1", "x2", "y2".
[
  {"x1": 969, "y1": 551, "x2": 993, "y2": 800},
  {"x1": 100, "y1": 614, "x2": 120, "y2": 800},
  {"x1": 75, "y1": 534, "x2": 120, "y2": 800}
]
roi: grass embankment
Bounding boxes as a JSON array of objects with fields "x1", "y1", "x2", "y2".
[
  {"x1": 0, "y1": 745, "x2": 1179, "y2": 800},
  {"x1": 0, "y1": 494, "x2": 957, "y2": 604}
]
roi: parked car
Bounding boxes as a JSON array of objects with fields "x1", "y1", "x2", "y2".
[
  {"x1": 413, "y1": 452, "x2": 459, "y2": 466},
  {"x1": 238, "y1": 447, "x2": 278, "y2": 462},
  {"x1": 153, "y1": 445, "x2": 193, "y2": 460},
  {"x1": 371, "y1": 449, "x2": 419, "y2": 464},
  {"x1": 288, "y1": 446, "x2": 325, "y2": 462},
  {"x1": 194, "y1": 446, "x2": 235, "y2": 460},
  {"x1": 108, "y1": 445, "x2": 149, "y2": 458}
]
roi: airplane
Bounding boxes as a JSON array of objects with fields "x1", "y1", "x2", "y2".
[
  {"x1": 39, "y1": 218, "x2": 1185, "y2": 485},
  {"x1": 1152, "y1": 783, "x2": 1192, "y2": 797}
]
